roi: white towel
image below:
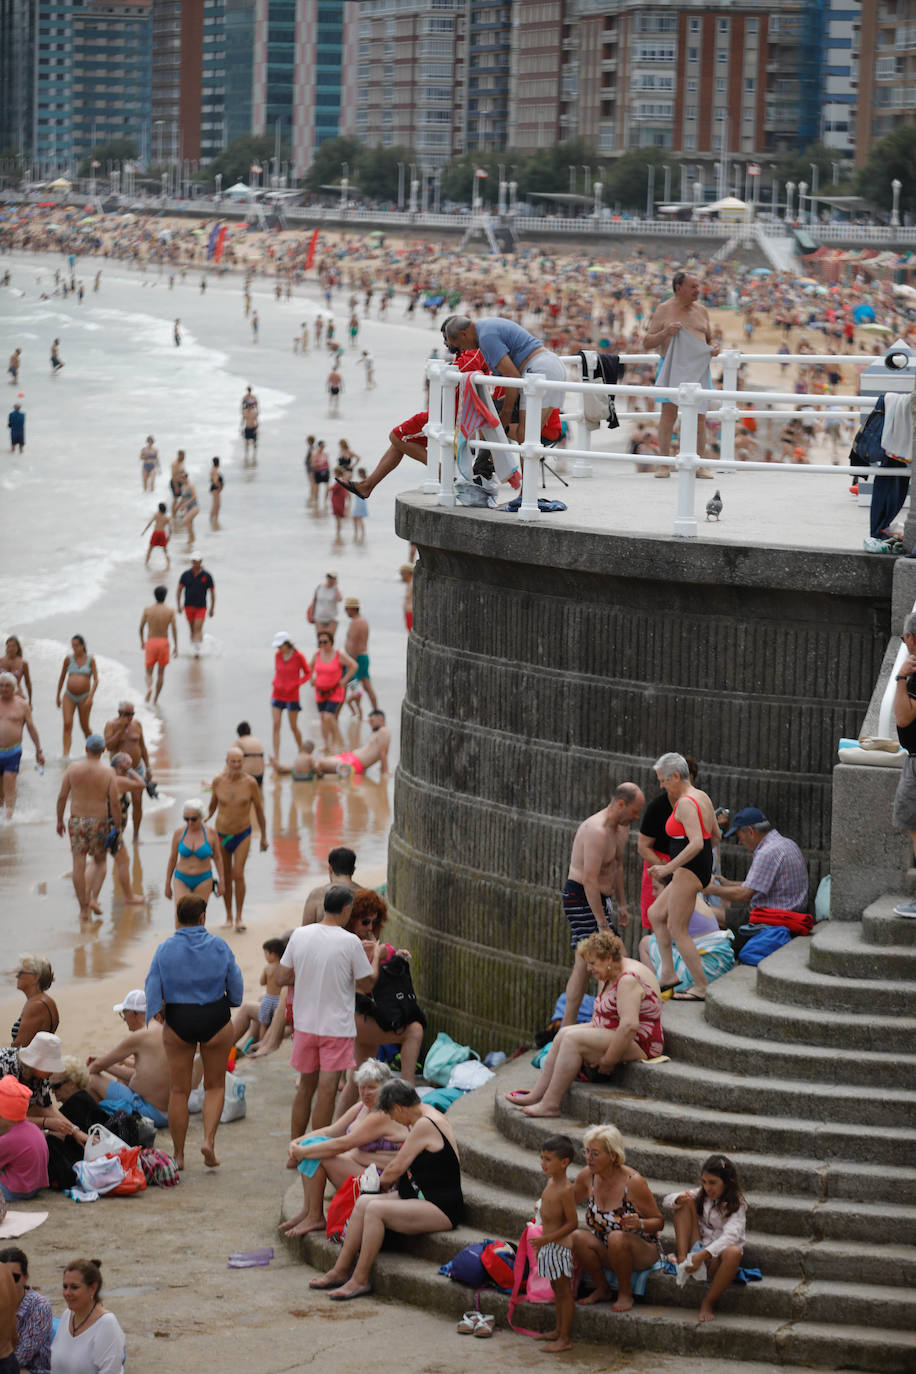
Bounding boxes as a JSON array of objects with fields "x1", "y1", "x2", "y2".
[
  {"x1": 655, "y1": 330, "x2": 714, "y2": 416},
  {"x1": 882, "y1": 391, "x2": 913, "y2": 461}
]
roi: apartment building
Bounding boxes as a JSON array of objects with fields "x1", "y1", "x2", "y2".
[{"x1": 854, "y1": 0, "x2": 916, "y2": 163}]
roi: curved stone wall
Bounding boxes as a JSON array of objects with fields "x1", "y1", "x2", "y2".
[{"x1": 391, "y1": 493, "x2": 894, "y2": 1045}]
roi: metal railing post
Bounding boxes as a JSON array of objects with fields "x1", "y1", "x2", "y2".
[
  {"x1": 437, "y1": 367, "x2": 458, "y2": 507},
  {"x1": 518, "y1": 377, "x2": 543, "y2": 522},
  {"x1": 673, "y1": 382, "x2": 700, "y2": 538},
  {"x1": 718, "y1": 348, "x2": 741, "y2": 466},
  {"x1": 423, "y1": 361, "x2": 444, "y2": 496},
  {"x1": 572, "y1": 355, "x2": 593, "y2": 479}
]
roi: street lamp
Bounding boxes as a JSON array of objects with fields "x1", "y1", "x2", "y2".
[
  {"x1": 809, "y1": 162, "x2": 819, "y2": 224},
  {"x1": 798, "y1": 180, "x2": 807, "y2": 225},
  {"x1": 661, "y1": 163, "x2": 670, "y2": 203},
  {"x1": 340, "y1": 161, "x2": 349, "y2": 213},
  {"x1": 646, "y1": 164, "x2": 655, "y2": 219},
  {"x1": 891, "y1": 178, "x2": 902, "y2": 228},
  {"x1": 785, "y1": 180, "x2": 795, "y2": 223},
  {"x1": 397, "y1": 162, "x2": 405, "y2": 210},
  {"x1": 830, "y1": 160, "x2": 840, "y2": 186},
  {"x1": 593, "y1": 180, "x2": 603, "y2": 218}
]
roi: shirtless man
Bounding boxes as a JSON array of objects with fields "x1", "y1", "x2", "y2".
[
  {"x1": 206, "y1": 746, "x2": 268, "y2": 931},
  {"x1": 327, "y1": 366, "x2": 342, "y2": 417},
  {"x1": 139, "y1": 585, "x2": 178, "y2": 704},
  {"x1": 299, "y1": 846, "x2": 359, "y2": 926},
  {"x1": 86, "y1": 988, "x2": 169, "y2": 1127},
  {"x1": 140, "y1": 435, "x2": 159, "y2": 491},
  {"x1": 103, "y1": 702, "x2": 153, "y2": 840},
  {"x1": 142, "y1": 503, "x2": 171, "y2": 569},
  {"x1": 241, "y1": 385, "x2": 259, "y2": 461},
  {"x1": 169, "y1": 450, "x2": 187, "y2": 518},
  {"x1": 50, "y1": 338, "x2": 64, "y2": 373},
  {"x1": 0, "y1": 671, "x2": 44, "y2": 818},
  {"x1": 343, "y1": 598, "x2": 379, "y2": 712},
  {"x1": 8, "y1": 349, "x2": 20, "y2": 385},
  {"x1": 56, "y1": 734, "x2": 120, "y2": 920},
  {"x1": 560, "y1": 783, "x2": 645, "y2": 1026},
  {"x1": 235, "y1": 721, "x2": 266, "y2": 787},
  {"x1": 291, "y1": 708, "x2": 390, "y2": 780},
  {"x1": 643, "y1": 272, "x2": 718, "y2": 476}
]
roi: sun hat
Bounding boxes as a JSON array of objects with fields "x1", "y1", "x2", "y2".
[
  {"x1": 0, "y1": 1075, "x2": 32, "y2": 1122},
  {"x1": 113, "y1": 989, "x2": 146, "y2": 1015},
  {"x1": 344, "y1": 597, "x2": 360, "y2": 610},
  {"x1": 19, "y1": 1032, "x2": 65, "y2": 1074}
]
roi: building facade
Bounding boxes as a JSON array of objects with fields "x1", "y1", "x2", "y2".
[
  {"x1": 71, "y1": 0, "x2": 152, "y2": 160},
  {"x1": 854, "y1": 0, "x2": 916, "y2": 164}
]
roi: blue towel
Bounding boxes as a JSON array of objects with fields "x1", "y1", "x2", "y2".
[
  {"x1": 294, "y1": 1134, "x2": 333, "y2": 1176},
  {"x1": 602, "y1": 1259, "x2": 664, "y2": 1298}
]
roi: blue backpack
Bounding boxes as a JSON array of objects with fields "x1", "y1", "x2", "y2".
[{"x1": 738, "y1": 926, "x2": 792, "y2": 966}]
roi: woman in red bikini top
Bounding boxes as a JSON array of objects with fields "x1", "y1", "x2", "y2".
[
  {"x1": 309, "y1": 634, "x2": 357, "y2": 752},
  {"x1": 646, "y1": 751, "x2": 721, "y2": 1004}
]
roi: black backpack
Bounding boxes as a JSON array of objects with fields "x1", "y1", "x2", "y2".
[{"x1": 357, "y1": 954, "x2": 426, "y2": 1033}]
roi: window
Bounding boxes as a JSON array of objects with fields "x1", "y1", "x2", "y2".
[
  {"x1": 689, "y1": 17, "x2": 699, "y2": 33},
  {"x1": 688, "y1": 46, "x2": 698, "y2": 62},
  {"x1": 718, "y1": 18, "x2": 728, "y2": 31},
  {"x1": 745, "y1": 77, "x2": 755, "y2": 91},
  {"x1": 716, "y1": 48, "x2": 727, "y2": 63},
  {"x1": 685, "y1": 104, "x2": 697, "y2": 118},
  {"x1": 714, "y1": 107, "x2": 725, "y2": 120},
  {"x1": 716, "y1": 77, "x2": 726, "y2": 91},
  {"x1": 747, "y1": 18, "x2": 758, "y2": 34},
  {"x1": 687, "y1": 77, "x2": 697, "y2": 92},
  {"x1": 684, "y1": 133, "x2": 696, "y2": 148}
]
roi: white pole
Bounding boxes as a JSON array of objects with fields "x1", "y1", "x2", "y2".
[
  {"x1": 438, "y1": 369, "x2": 458, "y2": 507},
  {"x1": 573, "y1": 355, "x2": 593, "y2": 479},
  {"x1": 518, "y1": 377, "x2": 543, "y2": 521},
  {"x1": 673, "y1": 383, "x2": 700, "y2": 537},
  {"x1": 718, "y1": 348, "x2": 741, "y2": 466},
  {"x1": 424, "y1": 362, "x2": 444, "y2": 496}
]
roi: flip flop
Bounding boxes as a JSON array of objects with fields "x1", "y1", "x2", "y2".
[
  {"x1": 329, "y1": 1283, "x2": 373, "y2": 1302},
  {"x1": 672, "y1": 991, "x2": 706, "y2": 1002},
  {"x1": 308, "y1": 1277, "x2": 347, "y2": 1290},
  {"x1": 659, "y1": 982, "x2": 680, "y2": 994},
  {"x1": 505, "y1": 1089, "x2": 530, "y2": 1102},
  {"x1": 335, "y1": 478, "x2": 366, "y2": 499}
]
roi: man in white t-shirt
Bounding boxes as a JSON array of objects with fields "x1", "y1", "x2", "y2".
[{"x1": 276, "y1": 884, "x2": 374, "y2": 1139}]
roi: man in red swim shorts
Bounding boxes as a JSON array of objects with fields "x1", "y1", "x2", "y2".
[
  {"x1": 176, "y1": 551, "x2": 214, "y2": 654},
  {"x1": 139, "y1": 585, "x2": 178, "y2": 704}
]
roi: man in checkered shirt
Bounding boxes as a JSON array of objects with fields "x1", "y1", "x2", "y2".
[{"x1": 708, "y1": 807, "x2": 808, "y2": 912}]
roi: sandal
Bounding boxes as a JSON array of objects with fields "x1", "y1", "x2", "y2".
[
  {"x1": 672, "y1": 991, "x2": 706, "y2": 1002},
  {"x1": 473, "y1": 1314, "x2": 496, "y2": 1338},
  {"x1": 457, "y1": 1312, "x2": 487, "y2": 1335}
]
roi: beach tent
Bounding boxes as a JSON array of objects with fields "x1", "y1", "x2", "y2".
[
  {"x1": 694, "y1": 196, "x2": 750, "y2": 223},
  {"x1": 225, "y1": 182, "x2": 253, "y2": 199},
  {"x1": 47, "y1": 177, "x2": 72, "y2": 190}
]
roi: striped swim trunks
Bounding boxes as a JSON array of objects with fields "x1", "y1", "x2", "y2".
[
  {"x1": 536, "y1": 1241, "x2": 574, "y2": 1280},
  {"x1": 562, "y1": 879, "x2": 618, "y2": 949}
]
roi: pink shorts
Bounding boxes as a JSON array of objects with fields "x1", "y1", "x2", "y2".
[{"x1": 290, "y1": 1030, "x2": 355, "y2": 1074}]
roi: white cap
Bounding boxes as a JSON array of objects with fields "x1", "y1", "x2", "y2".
[
  {"x1": 113, "y1": 989, "x2": 146, "y2": 1014},
  {"x1": 190, "y1": 550, "x2": 204, "y2": 562},
  {"x1": 272, "y1": 631, "x2": 292, "y2": 649}
]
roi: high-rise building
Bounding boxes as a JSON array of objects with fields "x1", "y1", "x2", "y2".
[
  {"x1": 0, "y1": 0, "x2": 33, "y2": 158},
  {"x1": 464, "y1": 0, "x2": 512, "y2": 151},
  {"x1": 819, "y1": 0, "x2": 858, "y2": 158},
  {"x1": 71, "y1": 0, "x2": 152, "y2": 160},
  {"x1": 355, "y1": 0, "x2": 460, "y2": 171},
  {"x1": 854, "y1": 0, "x2": 916, "y2": 163}
]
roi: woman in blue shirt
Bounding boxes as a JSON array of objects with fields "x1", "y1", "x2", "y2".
[{"x1": 145, "y1": 895, "x2": 244, "y2": 1170}]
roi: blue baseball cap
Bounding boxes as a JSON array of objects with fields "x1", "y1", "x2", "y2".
[
  {"x1": 86, "y1": 734, "x2": 105, "y2": 754},
  {"x1": 724, "y1": 807, "x2": 767, "y2": 838}
]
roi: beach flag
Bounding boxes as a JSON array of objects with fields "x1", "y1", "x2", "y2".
[
  {"x1": 206, "y1": 223, "x2": 221, "y2": 259},
  {"x1": 457, "y1": 374, "x2": 499, "y2": 438},
  {"x1": 213, "y1": 226, "x2": 228, "y2": 263},
  {"x1": 250, "y1": 164, "x2": 262, "y2": 175},
  {"x1": 305, "y1": 228, "x2": 320, "y2": 270}
]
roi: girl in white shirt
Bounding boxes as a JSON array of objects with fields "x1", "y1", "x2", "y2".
[
  {"x1": 50, "y1": 1258, "x2": 125, "y2": 1373},
  {"x1": 662, "y1": 1154, "x2": 747, "y2": 1323}
]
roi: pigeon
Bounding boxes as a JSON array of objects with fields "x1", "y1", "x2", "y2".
[{"x1": 705, "y1": 490, "x2": 723, "y2": 521}]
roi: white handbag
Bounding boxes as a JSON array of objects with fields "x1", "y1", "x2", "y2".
[{"x1": 83, "y1": 1123, "x2": 129, "y2": 1161}]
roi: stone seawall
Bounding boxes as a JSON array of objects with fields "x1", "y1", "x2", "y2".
[{"x1": 391, "y1": 492, "x2": 894, "y2": 1044}]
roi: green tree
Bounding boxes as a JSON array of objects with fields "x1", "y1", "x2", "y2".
[
  {"x1": 439, "y1": 151, "x2": 504, "y2": 204},
  {"x1": 198, "y1": 135, "x2": 283, "y2": 188},
  {"x1": 516, "y1": 137, "x2": 601, "y2": 199},
  {"x1": 856, "y1": 125, "x2": 916, "y2": 216},
  {"x1": 77, "y1": 138, "x2": 138, "y2": 178},
  {"x1": 303, "y1": 136, "x2": 364, "y2": 193},
  {"x1": 605, "y1": 148, "x2": 678, "y2": 211},
  {"x1": 354, "y1": 144, "x2": 415, "y2": 202},
  {"x1": 771, "y1": 141, "x2": 837, "y2": 193}
]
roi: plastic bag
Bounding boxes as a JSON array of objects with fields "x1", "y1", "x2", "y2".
[
  {"x1": 447, "y1": 1060, "x2": 494, "y2": 1093},
  {"x1": 359, "y1": 1163, "x2": 381, "y2": 1194},
  {"x1": 423, "y1": 1032, "x2": 478, "y2": 1087},
  {"x1": 108, "y1": 1146, "x2": 147, "y2": 1196},
  {"x1": 188, "y1": 1073, "x2": 246, "y2": 1122},
  {"x1": 73, "y1": 1154, "x2": 125, "y2": 1195},
  {"x1": 83, "y1": 1123, "x2": 128, "y2": 1161}
]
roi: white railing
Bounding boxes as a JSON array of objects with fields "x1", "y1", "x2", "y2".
[{"x1": 423, "y1": 349, "x2": 909, "y2": 535}]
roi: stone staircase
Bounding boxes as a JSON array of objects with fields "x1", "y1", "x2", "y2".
[{"x1": 281, "y1": 899, "x2": 916, "y2": 1370}]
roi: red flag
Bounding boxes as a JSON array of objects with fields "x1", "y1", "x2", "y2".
[
  {"x1": 213, "y1": 226, "x2": 228, "y2": 263},
  {"x1": 474, "y1": 168, "x2": 489, "y2": 179},
  {"x1": 305, "y1": 228, "x2": 320, "y2": 271}
]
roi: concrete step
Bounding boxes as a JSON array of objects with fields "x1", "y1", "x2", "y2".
[
  {"x1": 862, "y1": 896, "x2": 916, "y2": 947},
  {"x1": 661, "y1": 998, "x2": 916, "y2": 1091},
  {"x1": 491, "y1": 1099, "x2": 916, "y2": 1236},
  {"x1": 460, "y1": 1178, "x2": 916, "y2": 1288},
  {"x1": 703, "y1": 964, "x2": 916, "y2": 1051},
  {"x1": 754, "y1": 937, "x2": 916, "y2": 1017},
  {"x1": 809, "y1": 919, "x2": 916, "y2": 982},
  {"x1": 615, "y1": 1056, "x2": 915, "y2": 1129},
  {"x1": 279, "y1": 1191, "x2": 916, "y2": 1371},
  {"x1": 552, "y1": 1084, "x2": 916, "y2": 1170}
]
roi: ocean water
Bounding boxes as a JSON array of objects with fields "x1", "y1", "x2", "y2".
[{"x1": 0, "y1": 254, "x2": 434, "y2": 975}]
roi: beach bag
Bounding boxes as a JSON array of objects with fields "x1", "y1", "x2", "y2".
[
  {"x1": 423, "y1": 1033, "x2": 478, "y2": 1087},
  {"x1": 364, "y1": 954, "x2": 426, "y2": 1031},
  {"x1": 326, "y1": 1175, "x2": 361, "y2": 1242},
  {"x1": 849, "y1": 394, "x2": 887, "y2": 468},
  {"x1": 189, "y1": 1073, "x2": 246, "y2": 1122},
  {"x1": 481, "y1": 1241, "x2": 517, "y2": 1292},
  {"x1": 508, "y1": 1224, "x2": 555, "y2": 1335},
  {"x1": 738, "y1": 926, "x2": 792, "y2": 965},
  {"x1": 108, "y1": 1146, "x2": 147, "y2": 1196},
  {"x1": 73, "y1": 1154, "x2": 125, "y2": 1195},
  {"x1": 102, "y1": 1108, "x2": 142, "y2": 1147},
  {"x1": 447, "y1": 1060, "x2": 494, "y2": 1093},
  {"x1": 139, "y1": 1147, "x2": 181, "y2": 1188},
  {"x1": 83, "y1": 1123, "x2": 128, "y2": 1162},
  {"x1": 749, "y1": 907, "x2": 814, "y2": 936},
  {"x1": 440, "y1": 1240, "x2": 489, "y2": 1287}
]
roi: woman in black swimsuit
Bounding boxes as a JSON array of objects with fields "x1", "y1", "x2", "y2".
[
  {"x1": 309, "y1": 1080, "x2": 463, "y2": 1301},
  {"x1": 11, "y1": 956, "x2": 59, "y2": 1049},
  {"x1": 647, "y1": 751, "x2": 722, "y2": 1002}
]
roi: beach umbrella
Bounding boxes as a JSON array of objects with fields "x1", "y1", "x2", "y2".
[
  {"x1": 749, "y1": 267, "x2": 771, "y2": 275},
  {"x1": 853, "y1": 304, "x2": 876, "y2": 322},
  {"x1": 860, "y1": 323, "x2": 893, "y2": 335}
]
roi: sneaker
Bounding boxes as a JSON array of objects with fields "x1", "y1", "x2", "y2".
[
  {"x1": 892, "y1": 899, "x2": 916, "y2": 917},
  {"x1": 654, "y1": 467, "x2": 671, "y2": 478},
  {"x1": 696, "y1": 467, "x2": 715, "y2": 479}
]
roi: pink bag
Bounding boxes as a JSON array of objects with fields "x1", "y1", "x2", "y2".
[{"x1": 508, "y1": 1223, "x2": 556, "y2": 1335}]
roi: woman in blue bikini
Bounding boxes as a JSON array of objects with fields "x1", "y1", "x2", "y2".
[
  {"x1": 164, "y1": 799, "x2": 225, "y2": 908},
  {"x1": 54, "y1": 635, "x2": 98, "y2": 756}
]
